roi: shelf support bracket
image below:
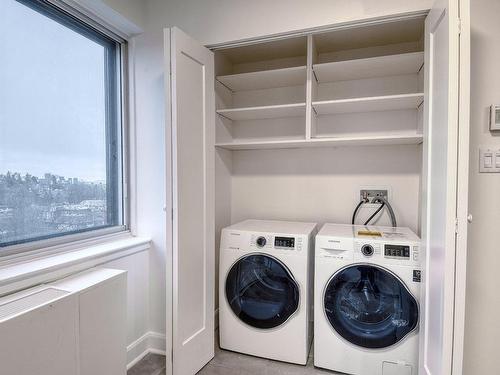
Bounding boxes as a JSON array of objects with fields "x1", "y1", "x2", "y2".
[
  {"x1": 216, "y1": 112, "x2": 233, "y2": 121},
  {"x1": 312, "y1": 68, "x2": 319, "y2": 83},
  {"x1": 215, "y1": 78, "x2": 234, "y2": 93}
]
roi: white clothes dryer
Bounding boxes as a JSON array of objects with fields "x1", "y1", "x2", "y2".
[
  {"x1": 219, "y1": 219, "x2": 317, "y2": 365},
  {"x1": 314, "y1": 224, "x2": 421, "y2": 375}
]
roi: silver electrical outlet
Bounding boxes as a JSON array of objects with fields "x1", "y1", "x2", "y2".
[{"x1": 360, "y1": 189, "x2": 388, "y2": 203}]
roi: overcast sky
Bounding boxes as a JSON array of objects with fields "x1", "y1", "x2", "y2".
[{"x1": 0, "y1": 0, "x2": 107, "y2": 181}]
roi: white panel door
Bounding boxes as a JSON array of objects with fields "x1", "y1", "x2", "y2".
[
  {"x1": 168, "y1": 27, "x2": 215, "y2": 375},
  {"x1": 420, "y1": 1, "x2": 470, "y2": 374}
]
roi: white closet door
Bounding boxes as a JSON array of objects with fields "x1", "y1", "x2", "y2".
[
  {"x1": 420, "y1": 1, "x2": 470, "y2": 375},
  {"x1": 168, "y1": 27, "x2": 215, "y2": 375}
]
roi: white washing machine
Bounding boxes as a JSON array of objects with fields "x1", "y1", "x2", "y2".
[
  {"x1": 219, "y1": 219, "x2": 317, "y2": 365},
  {"x1": 314, "y1": 224, "x2": 421, "y2": 375}
]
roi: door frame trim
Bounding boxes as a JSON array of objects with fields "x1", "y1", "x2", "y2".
[{"x1": 452, "y1": 0, "x2": 471, "y2": 373}]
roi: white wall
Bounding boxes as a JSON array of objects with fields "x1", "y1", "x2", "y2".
[
  {"x1": 67, "y1": 0, "x2": 165, "y2": 364},
  {"x1": 463, "y1": 1, "x2": 500, "y2": 374},
  {"x1": 132, "y1": 29, "x2": 168, "y2": 339},
  {"x1": 102, "y1": 0, "x2": 145, "y2": 28},
  {"x1": 231, "y1": 146, "x2": 422, "y2": 231},
  {"x1": 127, "y1": 23, "x2": 169, "y2": 368},
  {"x1": 100, "y1": 0, "x2": 168, "y2": 346},
  {"x1": 103, "y1": 251, "x2": 149, "y2": 349}
]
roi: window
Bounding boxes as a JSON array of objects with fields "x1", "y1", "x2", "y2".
[{"x1": 0, "y1": 0, "x2": 126, "y2": 249}]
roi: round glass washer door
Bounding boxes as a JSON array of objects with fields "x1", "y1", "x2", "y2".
[
  {"x1": 324, "y1": 264, "x2": 418, "y2": 349},
  {"x1": 225, "y1": 254, "x2": 300, "y2": 329}
]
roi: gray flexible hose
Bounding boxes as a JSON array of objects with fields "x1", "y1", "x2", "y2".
[{"x1": 375, "y1": 196, "x2": 397, "y2": 227}]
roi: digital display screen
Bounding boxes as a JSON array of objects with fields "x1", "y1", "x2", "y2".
[
  {"x1": 275, "y1": 236, "x2": 295, "y2": 248},
  {"x1": 384, "y1": 244, "x2": 410, "y2": 258}
]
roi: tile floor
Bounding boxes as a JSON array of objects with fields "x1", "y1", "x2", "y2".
[
  {"x1": 128, "y1": 353, "x2": 166, "y2": 375},
  {"x1": 198, "y1": 343, "x2": 338, "y2": 375},
  {"x1": 128, "y1": 343, "x2": 339, "y2": 375}
]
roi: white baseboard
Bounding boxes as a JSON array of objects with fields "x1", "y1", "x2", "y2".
[
  {"x1": 127, "y1": 311, "x2": 219, "y2": 370},
  {"x1": 127, "y1": 331, "x2": 166, "y2": 369}
]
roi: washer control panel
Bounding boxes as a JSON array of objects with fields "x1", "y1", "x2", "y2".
[
  {"x1": 251, "y1": 234, "x2": 303, "y2": 251},
  {"x1": 355, "y1": 241, "x2": 420, "y2": 265},
  {"x1": 275, "y1": 236, "x2": 295, "y2": 248},
  {"x1": 384, "y1": 244, "x2": 410, "y2": 258}
]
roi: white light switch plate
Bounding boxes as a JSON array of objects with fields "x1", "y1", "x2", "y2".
[{"x1": 479, "y1": 148, "x2": 500, "y2": 173}]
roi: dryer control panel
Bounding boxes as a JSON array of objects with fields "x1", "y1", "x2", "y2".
[
  {"x1": 384, "y1": 244, "x2": 410, "y2": 258},
  {"x1": 275, "y1": 236, "x2": 295, "y2": 248},
  {"x1": 354, "y1": 240, "x2": 420, "y2": 266},
  {"x1": 220, "y1": 220, "x2": 316, "y2": 257},
  {"x1": 250, "y1": 234, "x2": 304, "y2": 252}
]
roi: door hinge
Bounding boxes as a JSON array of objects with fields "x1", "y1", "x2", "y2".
[
  {"x1": 455, "y1": 218, "x2": 459, "y2": 233},
  {"x1": 457, "y1": 18, "x2": 462, "y2": 35}
]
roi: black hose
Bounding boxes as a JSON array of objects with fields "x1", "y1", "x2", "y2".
[
  {"x1": 351, "y1": 199, "x2": 367, "y2": 224},
  {"x1": 364, "y1": 200, "x2": 385, "y2": 225}
]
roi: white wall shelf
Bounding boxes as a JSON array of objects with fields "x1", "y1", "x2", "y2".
[
  {"x1": 312, "y1": 93, "x2": 424, "y2": 115},
  {"x1": 217, "y1": 66, "x2": 306, "y2": 91},
  {"x1": 215, "y1": 133, "x2": 423, "y2": 150},
  {"x1": 217, "y1": 103, "x2": 306, "y2": 121},
  {"x1": 313, "y1": 52, "x2": 424, "y2": 83}
]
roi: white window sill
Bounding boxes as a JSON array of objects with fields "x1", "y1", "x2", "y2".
[{"x1": 0, "y1": 235, "x2": 151, "y2": 296}]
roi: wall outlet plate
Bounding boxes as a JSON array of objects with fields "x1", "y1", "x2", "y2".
[{"x1": 360, "y1": 189, "x2": 389, "y2": 203}]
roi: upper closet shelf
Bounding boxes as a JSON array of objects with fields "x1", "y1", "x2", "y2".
[
  {"x1": 215, "y1": 134, "x2": 423, "y2": 150},
  {"x1": 216, "y1": 66, "x2": 307, "y2": 91},
  {"x1": 313, "y1": 93, "x2": 424, "y2": 115},
  {"x1": 313, "y1": 52, "x2": 424, "y2": 83},
  {"x1": 217, "y1": 103, "x2": 306, "y2": 121}
]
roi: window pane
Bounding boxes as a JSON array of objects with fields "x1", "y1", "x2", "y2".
[{"x1": 0, "y1": 0, "x2": 122, "y2": 247}]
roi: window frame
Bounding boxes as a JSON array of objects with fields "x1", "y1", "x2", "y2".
[{"x1": 0, "y1": 0, "x2": 131, "y2": 256}]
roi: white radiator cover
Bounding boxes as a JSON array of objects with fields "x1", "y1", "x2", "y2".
[
  {"x1": 0, "y1": 268, "x2": 127, "y2": 375},
  {"x1": 0, "y1": 287, "x2": 70, "y2": 321}
]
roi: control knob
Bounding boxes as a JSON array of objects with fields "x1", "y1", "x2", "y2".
[
  {"x1": 256, "y1": 236, "x2": 267, "y2": 248},
  {"x1": 361, "y1": 244, "x2": 374, "y2": 257}
]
